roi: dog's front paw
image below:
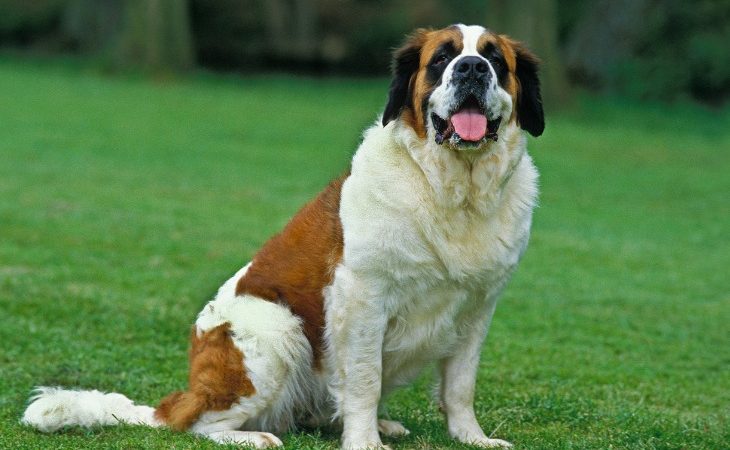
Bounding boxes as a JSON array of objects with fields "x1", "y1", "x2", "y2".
[
  {"x1": 465, "y1": 437, "x2": 513, "y2": 448},
  {"x1": 341, "y1": 435, "x2": 391, "y2": 450},
  {"x1": 451, "y1": 428, "x2": 512, "y2": 448},
  {"x1": 206, "y1": 430, "x2": 283, "y2": 448},
  {"x1": 448, "y1": 417, "x2": 512, "y2": 448},
  {"x1": 377, "y1": 419, "x2": 410, "y2": 437},
  {"x1": 341, "y1": 442, "x2": 392, "y2": 450}
]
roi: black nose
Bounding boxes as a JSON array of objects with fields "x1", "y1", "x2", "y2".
[{"x1": 453, "y1": 56, "x2": 490, "y2": 82}]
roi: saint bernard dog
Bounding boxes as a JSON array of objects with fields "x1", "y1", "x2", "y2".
[{"x1": 23, "y1": 24, "x2": 544, "y2": 449}]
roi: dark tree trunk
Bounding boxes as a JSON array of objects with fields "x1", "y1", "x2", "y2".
[
  {"x1": 62, "y1": 0, "x2": 195, "y2": 72},
  {"x1": 490, "y1": 0, "x2": 571, "y2": 109},
  {"x1": 115, "y1": 0, "x2": 195, "y2": 72},
  {"x1": 263, "y1": 0, "x2": 317, "y2": 61},
  {"x1": 563, "y1": 0, "x2": 650, "y2": 88}
]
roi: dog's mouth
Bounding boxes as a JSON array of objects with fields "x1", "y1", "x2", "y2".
[{"x1": 432, "y1": 95, "x2": 501, "y2": 147}]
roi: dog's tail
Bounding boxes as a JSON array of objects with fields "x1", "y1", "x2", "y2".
[{"x1": 21, "y1": 386, "x2": 162, "y2": 432}]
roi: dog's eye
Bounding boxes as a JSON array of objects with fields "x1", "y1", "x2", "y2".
[
  {"x1": 490, "y1": 56, "x2": 505, "y2": 71},
  {"x1": 433, "y1": 54, "x2": 449, "y2": 66}
]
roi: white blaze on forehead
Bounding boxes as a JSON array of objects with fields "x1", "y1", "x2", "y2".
[{"x1": 456, "y1": 24, "x2": 487, "y2": 56}]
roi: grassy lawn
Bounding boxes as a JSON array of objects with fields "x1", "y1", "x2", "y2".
[{"x1": 0, "y1": 58, "x2": 728, "y2": 449}]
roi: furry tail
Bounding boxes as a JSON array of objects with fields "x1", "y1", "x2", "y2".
[{"x1": 21, "y1": 386, "x2": 161, "y2": 432}]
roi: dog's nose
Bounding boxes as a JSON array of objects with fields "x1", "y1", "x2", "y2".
[{"x1": 453, "y1": 56, "x2": 489, "y2": 81}]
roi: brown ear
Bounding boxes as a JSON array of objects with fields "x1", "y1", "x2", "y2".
[
  {"x1": 512, "y1": 42, "x2": 545, "y2": 137},
  {"x1": 382, "y1": 29, "x2": 429, "y2": 126}
]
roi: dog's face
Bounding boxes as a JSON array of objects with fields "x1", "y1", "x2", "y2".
[{"x1": 383, "y1": 24, "x2": 544, "y2": 151}]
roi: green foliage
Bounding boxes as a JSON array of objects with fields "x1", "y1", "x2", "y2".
[
  {"x1": 0, "y1": 58, "x2": 728, "y2": 449},
  {"x1": 113, "y1": 0, "x2": 194, "y2": 72},
  {"x1": 555, "y1": 0, "x2": 592, "y2": 43},
  {"x1": 603, "y1": 0, "x2": 730, "y2": 102},
  {"x1": 191, "y1": 0, "x2": 490, "y2": 73},
  {"x1": 0, "y1": 0, "x2": 65, "y2": 44},
  {"x1": 2, "y1": 0, "x2": 729, "y2": 102}
]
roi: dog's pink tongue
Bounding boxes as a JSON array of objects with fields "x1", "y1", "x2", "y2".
[{"x1": 450, "y1": 108, "x2": 487, "y2": 141}]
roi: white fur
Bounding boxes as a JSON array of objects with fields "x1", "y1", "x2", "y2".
[
  {"x1": 459, "y1": 24, "x2": 487, "y2": 56},
  {"x1": 22, "y1": 387, "x2": 160, "y2": 432},
  {"x1": 377, "y1": 419, "x2": 410, "y2": 437},
  {"x1": 205, "y1": 430, "x2": 283, "y2": 447}
]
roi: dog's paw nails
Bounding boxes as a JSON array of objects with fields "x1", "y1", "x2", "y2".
[
  {"x1": 341, "y1": 440, "x2": 392, "y2": 450},
  {"x1": 207, "y1": 431, "x2": 283, "y2": 448},
  {"x1": 473, "y1": 438, "x2": 513, "y2": 448},
  {"x1": 377, "y1": 419, "x2": 410, "y2": 437}
]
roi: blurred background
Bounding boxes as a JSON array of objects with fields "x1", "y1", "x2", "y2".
[{"x1": 1, "y1": 0, "x2": 729, "y2": 106}]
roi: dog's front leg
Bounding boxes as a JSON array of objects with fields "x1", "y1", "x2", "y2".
[
  {"x1": 439, "y1": 298, "x2": 512, "y2": 448},
  {"x1": 327, "y1": 267, "x2": 388, "y2": 450}
]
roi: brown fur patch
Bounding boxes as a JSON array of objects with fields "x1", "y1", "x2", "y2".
[
  {"x1": 394, "y1": 29, "x2": 430, "y2": 135},
  {"x1": 496, "y1": 35, "x2": 542, "y2": 128},
  {"x1": 155, "y1": 323, "x2": 255, "y2": 430},
  {"x1": 235, "y1": 175, "x2": 348, "y2": 368},
  {"x1": 496, "y1": 35, "x2": 520, "y2": 123},
  {"x1": 476, "y1": 32, "x2": 498, "y2": 58}
]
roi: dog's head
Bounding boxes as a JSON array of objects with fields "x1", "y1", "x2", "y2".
[{"x1": 382, "y1": 24, "x2": 544, "y2": 151}]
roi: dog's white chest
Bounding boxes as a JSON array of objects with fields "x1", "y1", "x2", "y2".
[
  {"x1": 417, "y1": 206, "x2": 521, "y2": 281},
  {"x1": 340, "y1": 124, "x2": 536, "y2": 286},
  {"x1": 373, "y1": 213, "x2": 523, "y2": 389},
  {"x1": 378, "y1": 284, "x2": 468, "y2": 386},
  {"x1": 332, "y1": 122, "x2": 538, "y2": 391}
]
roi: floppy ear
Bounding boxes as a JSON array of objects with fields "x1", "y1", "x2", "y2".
[
  {"x1": 513, "y1": 43, "x2": 545, "y2": 137},
  {"x1": 382, "y1": 30, "x2": 427, "y2": 127}
]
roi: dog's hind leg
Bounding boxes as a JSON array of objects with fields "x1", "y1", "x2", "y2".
[{"x1": 156, "y1": 290, "x2": 316, "y2": 447}]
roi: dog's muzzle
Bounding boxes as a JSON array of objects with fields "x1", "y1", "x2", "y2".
[{"x1": 431, "y1": 56, "x2": 501, "y2": 147}]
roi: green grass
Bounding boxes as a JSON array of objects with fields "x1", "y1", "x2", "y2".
[{"x1": 1, "y1": 57, "x2": 728, "y2": 449}]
